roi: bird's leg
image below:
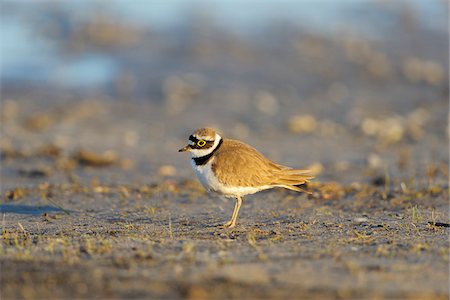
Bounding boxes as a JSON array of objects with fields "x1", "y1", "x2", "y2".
[
  {"x1": 222, "y1": 196, "x2": 243, "y2": 228},
  {"x1": 222, "y1": 201, "x2": 238, "y2": 228}
]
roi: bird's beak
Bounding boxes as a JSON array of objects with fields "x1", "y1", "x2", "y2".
[{"x1": 178, "y1": 145, "x2": 191, "y2": 152}]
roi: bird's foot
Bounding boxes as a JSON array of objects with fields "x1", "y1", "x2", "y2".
[{"x1": 219, "y1": 220, "x2": 236, "y2": 229}]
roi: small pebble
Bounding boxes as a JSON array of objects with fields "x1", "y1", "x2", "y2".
[
  {"x1": 254, "y1": 90, "x2": 279, "y2": 116},
  {"x1": 159, "y1": 165, "x2": 176, "y2": 176},
  {"x1": 288, "y1": 114, "x2": 317, "y2": 134},
  {"x1": 307, "y1": 162, "x2": 323, "y2": 175},
  {"x1": 354, "y1": 217, "x2": 369, "y2": 223},
  {"x1": 367, "y1": 153, "x2": 382, "y2": 169}
]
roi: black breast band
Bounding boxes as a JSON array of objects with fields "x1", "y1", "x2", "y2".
[{"x1": 192, "y1": 138, "x2": 223, "y2": 166}]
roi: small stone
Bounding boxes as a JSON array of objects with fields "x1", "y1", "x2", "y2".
[
  {"x1": 367, "y1": 153, "x2": 382, "y2": 169},
  {"x1": 18, "y1": 166, "x2": 51, "y2": 178},
  {"x1": 288, "y1": 115, "x2": 317, "y2": 134},
  {"x1": 158, "y1": 165, "x2": 176, "y2": 176},
  {"x1": 73, "y1": 149, "x2": 118, "y2": 167},
  {"x1": 354, "y1": 217, "x2": 368, "y2": 223},
  {"x1": 308, "y1": 162, "x2": 323, "y2": 175},
  {"x1": 361, "y1": 118, "x2": 379, "y2": 136},
  {"x1": 254, "y1": 90, "x2": 279, "y2": 115},
  {"x1": 379, "y1": 117, "x2": 404, "y2": 144}
]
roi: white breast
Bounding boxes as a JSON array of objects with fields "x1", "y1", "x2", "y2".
[{"x1": 191, "y1": 158, "x2": 272, "y2": 197}]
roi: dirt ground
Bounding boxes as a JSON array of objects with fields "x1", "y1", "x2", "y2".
[{"x1": 1, "y1": 3, "x2": 449, "y2": 299}]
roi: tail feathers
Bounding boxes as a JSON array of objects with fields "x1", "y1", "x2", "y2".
[
  {"x1": 280, "y1": 184, "x2": 312, "y2": 194},
  {"x1": 273, "y1": 168, "x2": 314, "y2": 194},
  {"x1": 282, "y1": 168, "x2": 312, "y2": 175}
]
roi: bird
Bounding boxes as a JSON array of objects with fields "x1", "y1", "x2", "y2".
[{"x1": 178, "y1": 128, "x2": 313, "y2": 228}]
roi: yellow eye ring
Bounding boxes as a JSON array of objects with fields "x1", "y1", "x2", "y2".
[{"x1": 197, "y1": 140, "x2": 206, "y2": 147}]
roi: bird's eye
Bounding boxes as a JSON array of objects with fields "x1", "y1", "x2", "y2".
[{"x1": 197, "y1": 140, "x2": 206, "y2": 147}]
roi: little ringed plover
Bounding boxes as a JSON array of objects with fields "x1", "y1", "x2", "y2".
[{"x1": 179, "y1": 128, "x2": 313, "y2": 228}]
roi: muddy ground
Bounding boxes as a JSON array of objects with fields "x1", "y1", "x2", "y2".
[{"x1": 1, "y1": 3, "x2": 449, "y2": 299}]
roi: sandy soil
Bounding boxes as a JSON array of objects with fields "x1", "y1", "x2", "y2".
[{"x1": 1, "y1": 4, "x2": 449, "y2": 299}]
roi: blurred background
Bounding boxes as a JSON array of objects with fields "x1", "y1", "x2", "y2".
[{"x1": 1, "y1": 0, "x2": 449, "y2": 187}]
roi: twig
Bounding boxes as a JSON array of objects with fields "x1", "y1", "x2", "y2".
[{"x1": 169, "y1": 214, "x2": 174, "y2": 240}]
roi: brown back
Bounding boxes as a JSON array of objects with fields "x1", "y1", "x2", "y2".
[{"x1": 212, "y1": 139, "x2": 311, "y2": 187}]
